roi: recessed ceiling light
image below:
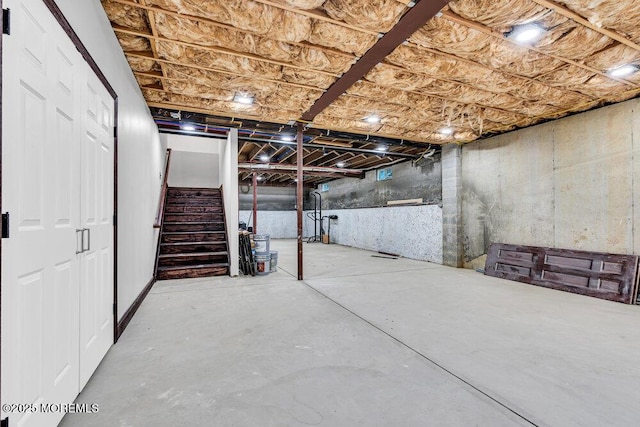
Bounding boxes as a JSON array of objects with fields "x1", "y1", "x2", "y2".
[
  {"x1": 365, "y1": 115, "x2": 381, "y2": 124},
  {"x1": 181, "y1": 124, "x2": 196, "y2": 131},
  {"x1": 259, "y1": 154, "x2": 270, "y2": 162},
  {"x1": 608, "y1": 64, "x2": 638, "y2": 78},
  {"x1": 233, "y1": 93, "x2": 254, "y2": 105},
  {"x1": 336, "y1": 162, "x2": 345, "y2": 168},
  {"x1": 440, "y1": 127, "x2": 454, "y2": 136},
  {"x1": 508, "y1": 23, "x2": 545, "y2": 44}
]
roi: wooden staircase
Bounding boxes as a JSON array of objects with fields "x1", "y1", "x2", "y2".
[{"x1": 156, "y1": 187, "x2": 230, "y2": 280}]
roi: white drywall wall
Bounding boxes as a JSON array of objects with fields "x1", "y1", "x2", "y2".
[
  {"x1": 56, "y1": 0, "x2": 165, "y2": 319},
  {"x1": 161, "y1": 134, "x2": 224, "y2": 188},
  {"x1": 168, "y1": 151, "x2": 220, "y2": 188},
  {"x1": 220, "y1": 129, "x2": 239, "y2": 276},
  {"x1": 162, "y1": 133, "x2": 223, "y2": 154}
]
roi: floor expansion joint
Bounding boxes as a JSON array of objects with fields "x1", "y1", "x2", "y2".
[{"x1": 302, "y1": 281, "x2": 540, "y2": 427}]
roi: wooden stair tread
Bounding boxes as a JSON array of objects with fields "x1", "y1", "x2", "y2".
[
  {"x1": 159, "y1": 251, "x2": 228, "y2": 258},
  {"x1": 164, "y1": 213, "x2": 219, "y2": 215},
  {"x1": 163, "y1": 221, "x2": 225, "y2": 225},
  {"x1": 157, "y1": 186, "x2": 229, "y2": 280},
  {"x1": 168, "y1": 186, "x2": 220, "y2": 190},
  {"x1": 161, "y1": 241, "x2": 226, "y2": 246},
  {"x1": 163, "y1": 231, "x2": 225, "y2": 235},
  {"x1": 157, "y1": 262, "x2": 229, "y2": 271}
]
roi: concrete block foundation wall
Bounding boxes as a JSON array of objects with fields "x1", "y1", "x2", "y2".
[{"x1": 461, "y1": 98, "x2": 640, "y2": 268}]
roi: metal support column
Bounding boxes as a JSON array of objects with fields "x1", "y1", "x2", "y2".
[
  {"x1": 252, "y1": 172, "x2": 258, "y2": 234},
  {"x1": 296, "y1": 122, "x2": 304, "y2": 280}
]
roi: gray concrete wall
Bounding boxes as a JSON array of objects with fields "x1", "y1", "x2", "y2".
[
  {"x1": 302, "y1": 206, "x2": 443, "y2": 263},
  {"x1": 462, "y1": 98, "x2": 640, "y2": 268},
  {"x1": 239, "y1": 186, "x2": 298, "y2": 211},
  {"x1": 238, "y1": 204, "x2": 444, "y2": 263},
  {"x1": 239, "y1": 210, "x2": 297, "y2": 238},
  {"x1": 297, "y1": 158, "x2": 443, "y2": 263},
  {"x1": 442, "y1": 145, "x2": 464, "y2": 267},
  {"x1": 318, "y1": 158, "x2": 442, "y2": 209}
]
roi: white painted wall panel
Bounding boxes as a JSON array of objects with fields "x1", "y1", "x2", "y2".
[
  {"x1": 220, "y1": 130, "x2": 239, "y2": 276},
  {"x1": 162, "y1": 133, "x2": 224, "y2": 154},
  {"x1": 162, "y1": 134, "x2": 223, "y2": 188},
  {"x1": 169, "y1": 151, "x2": 220, "y2": 188}
]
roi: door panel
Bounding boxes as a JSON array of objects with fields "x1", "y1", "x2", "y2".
[
  {"x1": 2, "y1": 1, "x2": 82, "y2": 425},
  {"x1": 1, "y1": 0, "x2": 114, "y2": 425},
  {"x1": 485, "y1": 243, "x2": 640, "y2": 304},
  {"x1": 18, "y1": 270, "x2": 44, "y2": 404},
  {"x1": 79, "y1": 71, "x2": 114, "y2": 388},
  {"x1": 51, "y1": 262, "x2": 74, "y2": 385},
  {"x1": 18, "y1": 82, "x2": 46, "y2": 227}
]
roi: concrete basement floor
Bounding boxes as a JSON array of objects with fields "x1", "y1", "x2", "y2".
[{"x1": 61, "y1": 240, "x2": 640, "y2": 427}]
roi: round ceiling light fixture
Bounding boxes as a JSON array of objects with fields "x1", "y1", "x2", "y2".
[
  {"x1": 507, "y1": 23, "x2": 545, "y2": 44},
  {"x1": 233, "y1": 93, "x2": 254, "y2": 105},
  {"x1": 365, "y1": 114, "x2": 381, "y2": 124},
  {"x1": 440, "y1": 126, "x2": 454, "y2": 136},
  {"x1": 608, "y1": 64, "x2": 638, "y2": 78}
]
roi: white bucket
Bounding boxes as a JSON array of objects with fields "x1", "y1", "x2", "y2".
[{"x1": 254, "y1": 234, "x2": 270, "y2": 254}]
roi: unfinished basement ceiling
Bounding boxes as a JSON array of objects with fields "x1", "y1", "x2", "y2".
[
  {"x1": 103, "y1": 0, "x2": 640, "y2": 146},
  {"x1": 153, "y1": 108, "x2": 433, "y2": 187}
]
